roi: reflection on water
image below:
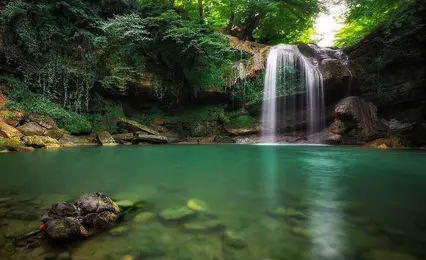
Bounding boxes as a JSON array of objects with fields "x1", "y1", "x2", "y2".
[
  {"x1": 0, "y1": 145, "x2": 425, "y2": 259},
  {"x1": 305, "y1": 155, "x2": 346, "y2": 259}
]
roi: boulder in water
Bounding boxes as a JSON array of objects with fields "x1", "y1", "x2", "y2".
[{"x1": 41, "y1": 193, "x2": 120, "y2": 240}]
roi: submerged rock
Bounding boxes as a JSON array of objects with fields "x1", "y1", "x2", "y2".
[
  {"x1": 363, "y1": 250, "x2": 418, "y2": 260},
  {"x1": 159, "y1": 207, "x2": 196, "y2": 221},
  {"x1": 186, "y1": 198, "x2": 208, "y2": 212},
  {"x1": 41, "y1": 193, "x2": 120, "y2": 240},
  {"x1": 43, "y1": 217, "x2": 88, "y2": 240},
  {"x1": 183, "y1": 220, "x2": 224, "y2": 232},
  {"x1": 133, "y1": 212, "x2": 155, "y2": 224},
  {"x1": 223, "y1": 230, "x2": 247, "y2": 248},
  {"x1": 109, "y1": 225, "x2": 129, "y2": 236},
  {"x1": 268, "y1": 207, "x2": 306, "y2": 219}
]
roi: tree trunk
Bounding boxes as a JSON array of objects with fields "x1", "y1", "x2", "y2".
[{"x1": 198, "y1": 0, "x2": 204, "y2": 23}]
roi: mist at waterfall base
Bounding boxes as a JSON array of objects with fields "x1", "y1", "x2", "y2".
[{"x1": 261, "y1": 44, "x2": 325, "y2": 143}]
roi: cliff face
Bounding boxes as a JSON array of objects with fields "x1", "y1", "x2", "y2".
[
  {"x1": 344, "y1": 2, "x2": 426, "y2": 146},
  {"x1": 347, "y1": 2, "x2": 426, "y2": 110}
]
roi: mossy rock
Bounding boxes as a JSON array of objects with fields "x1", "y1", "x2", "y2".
[
  {"x1": 97, "y1": 131, "x2": 117, "y2": 146},
  {"x1": 26, "y1": 112, "x2": 57, "y2": 130},
  {"x1": 0, "y1": 121, "x2": 22, "y2": 139},
  {"x1": 109, "y1": 225, "x2": 130, "y2": 236},
  {"x1": 183, "y1": 219, "x2": 224, "y2": 232},
  {"x1": 159, "y1": 206, "x2": 196, "y2": 221},
  {"x1": 223, "y1": 230, "x2": 247, "y2": 248},
  {"x1": 22, "y1": 135, "x2": 59, "y2": 148},
  {"x1": 186, "y1": 198, "x2": 208, "y2": 212},
  {"x1": 0, "y1": 137, "x2": 33, "y2": 152},
  {"x1": 133, "y1": 212, "x2": 155, "y2": 224},
  {"x1": 117, "y1": 118, "x2": 159, "y2": 135}
]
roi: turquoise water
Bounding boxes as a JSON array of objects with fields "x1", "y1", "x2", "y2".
[{"x1": 0, "y1": 145, "x2": 425, "y2": 259}]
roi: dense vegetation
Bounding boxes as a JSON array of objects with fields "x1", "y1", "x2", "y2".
[{"x1": 0, "y1": 0, "x2": 421, "y2": 135}]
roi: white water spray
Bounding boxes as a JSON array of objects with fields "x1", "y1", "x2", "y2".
[{"x1": 261, "y1": 44, "x2": 325, "y2": 143}]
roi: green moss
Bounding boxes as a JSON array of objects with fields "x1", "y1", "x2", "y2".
[
  {"x1": 227, "y1": 114, "x2": 258, "y2": 129},
  {"x1": 4, "y1": 83, "x2": 92, "y2": 134}
]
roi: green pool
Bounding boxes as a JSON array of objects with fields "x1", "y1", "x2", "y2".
[{"x1": 0, "y1": 145, "x2": 425, "y2": 259}]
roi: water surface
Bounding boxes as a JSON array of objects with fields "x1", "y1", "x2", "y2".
[{"x1": 0, "y1": 145, "x2": 425, "y2": 259}]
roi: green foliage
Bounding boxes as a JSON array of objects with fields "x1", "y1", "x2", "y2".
[
  {"x1": 335, "y1": 0, "x2": 414, "y2": 48},
  {"x1": 228, "y1": 72, "x2": 264, "y2": 106},
  {"x1": 226, "y1": 114, "x2": 257, "y2": 128},
  {"x1": 100, "y1": 6, "x2": 232, "y2": 102},
  {"x1": 87, "y1": 103, "x2": 124, "y2": 133},
  {"x1": 5, "y1": 84, "x2": 92, "y2": 134}
]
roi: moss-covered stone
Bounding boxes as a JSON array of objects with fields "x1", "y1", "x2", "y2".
[
  {"x1": 159, "y1": 206, "x2": 196, "y2": 221},
  {"x1": 26, "y1": 112, "x2": 57, "y2": 129},
  {"x1": 0, "y1": 121, "x2": 22, "y2": 138},
  {"x1": 22, "y1": 135, "x2": 59, "y2": 148},
  {"x1": 186, "y1": 198, "x2": 208, "y2": 212},
  {"x1": 0, "y1": 137, "x2": 33, "y2": 152},
  {"x1": 117, "y1": 118, "x2": 159, "y2": 135},
  {"x1": 97, "y1": 131, "x2": 117, "y2": 146}
]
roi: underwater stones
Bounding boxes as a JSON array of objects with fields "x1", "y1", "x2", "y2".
[
  {"x1": 117, "y1": 118, "x2": 160, "y2": 135},
  {"x1": 133, "y1": 212, "x2": 155, "y2": 224},
  {"x1": 138, "y1": 241, "x2": 165, "y2": 258},
  {"x1": 109, "y1": 225, "x2": 129, "y2": 236},
  {"x1": 260, "y1": 217, "x2": 281, "y2": 231},
  {"x1": 116, "y1": 200, "x2": 136, "y2": 209},
  {"x1": 268, "y1": 207, "x2": 306, "y2": 219},
  {"x1": 223, "y1": 230, "x2": 247, "y2": 248},
  {"x1": 159, "y1": 207, "x2": 196, "y2": 222},
  {"x1": 291, "y1": 227, "x2": 312, "y2": 238},
  {"x1": 363, "y1": 250, "x2": 418, "y2": 260},
  {"x1": 43, "y1": 217, "x2": 88, "y2": 240},
  {"x1": 41, "y1": 193, "x2": 120, "y2": 240},
  {"x1": 22, "y1": 136, "x2": 59, "y2": 148},
  {"x1": 0, "y1": 197, "x2": 12, "y2": 203},
  {"x1": 183, "y1": 220, "x2": 224, "y2": 232},
  {"x1": 186, "y1": 198, "x2": 207, "y2": 212},
  {"x1": 0, "y1": 121, "x2": 22, "y2": 139},
  {"x1": 97, "y1": 131, "x2": 117, "y2": 146},
  {"x1": 121, "y1": 255, "x2": 134, "y2": 260},
  {"x1": 17, "y1": 122, "x2": 47, "y2": 136}
]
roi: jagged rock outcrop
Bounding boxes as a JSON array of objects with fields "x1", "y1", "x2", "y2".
[
  {"x1": 97, "y1": 131, "x2": 117, "y2": 146},
  {"x1": 327, "y1": 96, "x2": 387, "y2": 144}
]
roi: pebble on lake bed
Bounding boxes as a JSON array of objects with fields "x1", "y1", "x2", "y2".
[
  {"x1": 159, "y1": 207, "x2": 196, "y2": 221},
  {"x1": 109, "y1": 225, "x2": 130, "y2": 236},
  {"x1": 133, "y1": 212, "x2": 155, "y2": 223},
  {"x1": 186, "y1": 198, "x2": 207, "y2": 212}
]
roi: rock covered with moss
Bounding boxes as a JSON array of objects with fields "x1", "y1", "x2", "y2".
[{"x1": 41, "y1": 193, "x2": 120, "y2": 240}]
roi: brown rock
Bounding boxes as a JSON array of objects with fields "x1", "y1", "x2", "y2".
[
  {"x1": 22, "y1": 136, "x2": 60, "y2": 148},
  {"x1": 17, "y1": 122, "x2": 47, "y2": 136},
  {"x1": 97, "y1": 131, "x2": 117, "y2": 146},
  {"x1": 134, "y1": 132, "x2": 168, "y2": 144},
  {"x1": 224, "y1": 126, "x2": 259, "y2": 136},
  {"x1": 0, "y1": 92, "x2": 6, "y2": 109},
  {"x1": 46, "y1": 129, "x2": 66, "y2": 140},
  {"x1": 366, "y1": 137, "x2": 405, "y2": 149},
  {"x1": 59, "y1": 134, "x2": 98, "y2": 147},
  {"x1": 26, "y1": 113, "x2": 56, "y2": 129},
  {"x1": 117, "y1": 118, "x2": 159, "y2": 135},
  {"x1": 0, "y1": 121, "x2": 22, "y2": 138},
  {"x1": 112, "y1": 133, "x2": 135, "y2": 144},
  {"x1": 0, "y1": 110, "x2": 24, "y2": 126}
]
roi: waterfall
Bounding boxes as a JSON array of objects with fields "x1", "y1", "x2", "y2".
[{"x1": 261, "y1": 44, "x2": 324, "y2": 143}]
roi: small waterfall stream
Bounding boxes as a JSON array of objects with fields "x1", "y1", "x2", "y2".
[{"x1": 261, "y1": 44, "x2": 325, "y2": 143}]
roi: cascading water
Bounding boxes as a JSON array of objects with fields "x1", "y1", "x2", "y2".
[{"x1": 261, "y1": 44, "x2": 325, "y2": 143}]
